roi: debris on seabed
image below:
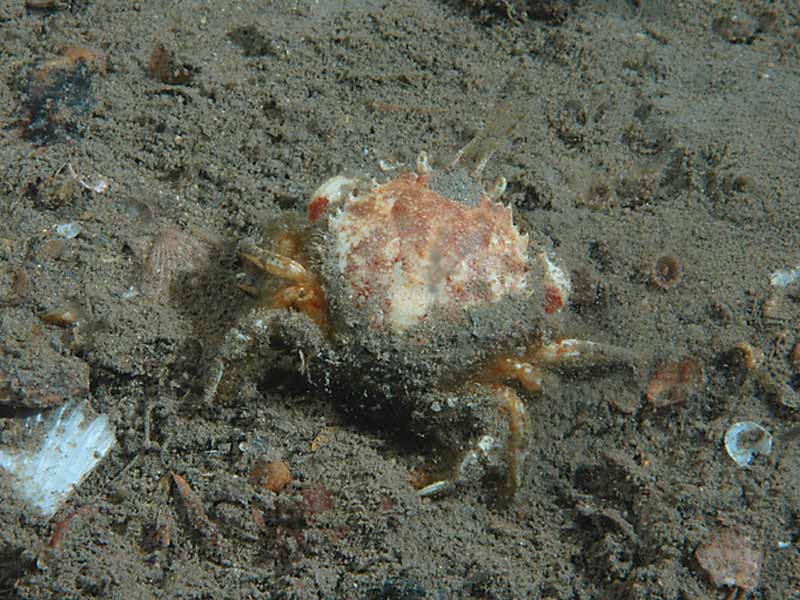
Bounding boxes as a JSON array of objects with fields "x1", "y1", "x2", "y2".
[
  {"x1": 724, "y1": 421, "x2": 773, "y2": 468},
  {"x1": 249, "y1": 459, "x2": 293, "y2": 493},
  {"x1": 55, "y1": 221, "x2": 81, "y2": 239},
  {"x1": 142, "y1": 228, "x2": 209, "y2": 296},
  {"x1": 695, "y1": 527, "x2": 762, "y2": 594},
  {"x1": 0, "y1": 401, "x2": 116, "y2": 517},
  {"x1": 416, "y1": 479, "x2": 452, "y2": 498},
  {"x1": 170, "y1": 472, "x2": 223, "y2": 545},
  {"x1": 18, "y1": 47, "x2": 107, "y2": 145},
  {"x1": 770, "y1": 266, "x2": 800, "y2": 288},
  {"x1": 765, "y1": 266, "x2": 800, "y2": 325},
  {"x1": 147, "y1": 43, "x2": 195, "y2": 85},
  {"x1": 39, "y1": 305, "x2": 80, "y2": 326},
  {"x1": 645, "y1": 357, "x2": 704, "y2": 407},
  {"x1": 728, "y1": 342, "x2": 763, "y2": 372},
  {"x1": 650, "y1": 254, "x2": 682, "y2": 290},
  {"x1": 62, "y1": 163, "x2": 108, "y2": 194}
]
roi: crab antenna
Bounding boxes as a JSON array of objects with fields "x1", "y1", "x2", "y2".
[
  {"x1": 449, "y1": 101, "x2": 525, "y2": 178},
  {"x1": 416, "y1": 151, "x2": 431, "y2": 175},
  {"x1": 486, "y1": 176, "x2": 507, "y2": 200}
]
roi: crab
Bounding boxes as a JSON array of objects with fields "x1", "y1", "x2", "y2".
[{"x1": 207, "y1": 124, "x2": 635, "y2": 501}]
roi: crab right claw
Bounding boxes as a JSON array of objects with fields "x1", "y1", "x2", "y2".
[{"x1": 238, "y1": 241, "x2": 330, "y2": 332}]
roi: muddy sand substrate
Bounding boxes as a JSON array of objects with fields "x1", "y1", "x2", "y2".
[{"x1": 0, "y1": 1, "x2": 799, "y2": 598}]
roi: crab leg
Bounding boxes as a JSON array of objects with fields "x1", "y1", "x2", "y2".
[
  {"x1": 531, "y1": 339, "x2": 637, "y2": 369},
  {"x1": 238, "y1": 242, "x2": 329, "y2": 331},
  {"x1": 269, "y1": 283, "x2": 329, "y2": 331},
  {"x1": 419, "y1": 339, "x2": 636, "y2": 497},
  {"x1": 479, "y1": 356, "x2": 544, "y2": 392},
  {"x1": 480, "y1": 339, "x2": 638, "y2": 392},
  {"x1": 417, "y1": 384, "x2": 530, "y2": 501},
  {"x1": 491, "y1": 385, "x2": 529, "y2": 496},
  {"x1": 239, "y1": 243, "x2": 309, "y2": 283}
]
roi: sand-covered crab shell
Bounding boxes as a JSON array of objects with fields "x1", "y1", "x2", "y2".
[{"x1": 306, "y1": 158, "x2": 571, "y2": 335}]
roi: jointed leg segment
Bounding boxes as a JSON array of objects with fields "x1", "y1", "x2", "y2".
[
  {"x1": 418, "y1": 338, "x2": 637, "y2": 498},
  {"x1": 239, "y1": 240, "x2": 329, "y2": 332}
]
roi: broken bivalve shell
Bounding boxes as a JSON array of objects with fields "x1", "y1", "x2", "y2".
[
  {"x1": 55, "y1": 221, "x2": 81, "y2": 239},
  {"x1": 0, "y1": 401, "x2": 116, "y2": 517},
  {"x1": 142, "y1": 228, "x2": 208, "y2": 296},
  {"x1": 645, "y1": 357, "x2": 704, "y2": 407},
  {"x1": 695, "y1": 527, "x2": 761, "y2": 591},
  {"x1": 724, "y1": 421, "x2": 773, "y2": 468}
]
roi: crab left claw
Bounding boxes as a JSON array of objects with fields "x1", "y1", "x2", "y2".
[{"x1": 416, "y1": 384, "x2": 530, "y2": 501}]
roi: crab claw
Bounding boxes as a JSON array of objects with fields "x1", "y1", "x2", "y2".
[{"x1": 416, "y1": 385, "x2": 530, "y2": 503}]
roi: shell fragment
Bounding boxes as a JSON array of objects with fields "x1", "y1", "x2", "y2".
[{"x1": 724, "y1": 421, "x2": 773, "y2": 468}]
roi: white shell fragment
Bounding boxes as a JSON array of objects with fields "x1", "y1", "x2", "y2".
[
  {"x1": 416, "y1": 480, "x2": 452, "y2": 497},
  {"x1": 724, "y1": 421, "x2": 773, "y2": 468},
  {"x1": 0, "y1": 402, "x2": 116, "y2": 517},
  {"x1": 55, "y1": 221, "x2": 81, "y2": 239},
  {"x1": 770, "y1": 267, "x2": 800, "y2": 288}
]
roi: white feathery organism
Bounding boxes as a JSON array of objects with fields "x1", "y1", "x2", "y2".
[{"x1": 0, "y1": 402, "x2": 116, "y2": 517}]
